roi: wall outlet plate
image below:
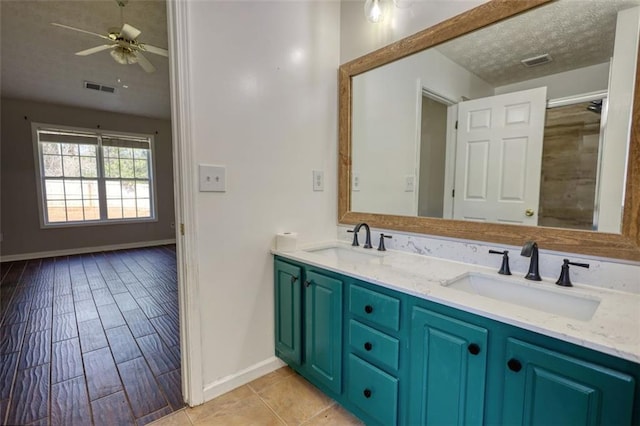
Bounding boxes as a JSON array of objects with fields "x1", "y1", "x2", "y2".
[
  {"x1": 405, "y1": 175, "x2": 415, "y2": 192},
  {"x1": 313, "y1": 170, "x2": 324, "y2": 191},
  {"x1": 199, "y1": 164, "x2": 226, "y2": 192}
]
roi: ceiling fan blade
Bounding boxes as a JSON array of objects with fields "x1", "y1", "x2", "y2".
[
  {"x1": 51, "y1": 23, "x2": 111, "y2": 41},
  {"x1": 76, "y1": 44, "x2": 115, "y2": 56},
  {"x1": 138, "y1": 44, "x2": 168, "y2": 57},
  {"x1": 121, "y1": 23, "x2": 142, "y2": 40},
  {"x1": 135, "y1": 52, "x2": 156, "y2": 73}
]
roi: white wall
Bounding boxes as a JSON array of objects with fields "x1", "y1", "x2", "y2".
[
  {"x1": 494, "y1": 62, "x2": 610, "y2": 99},
  {"x1": 184, "y1": 1, "x2": 340, "y2": 397},
  {"x1": 351, "y1": 49, "x2": 493, "y2": 215}
]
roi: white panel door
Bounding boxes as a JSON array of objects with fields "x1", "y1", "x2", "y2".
[{"x1": 453, "y1": 87, "x2": 547, "y2": 225}]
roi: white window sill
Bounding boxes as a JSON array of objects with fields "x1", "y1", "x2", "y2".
[{"x1": 41, "y1": 217, "x2": 158, "y2": 229}]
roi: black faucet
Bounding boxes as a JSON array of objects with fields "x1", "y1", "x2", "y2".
[
  {"x1": 556, "y1": 259, "x2": 590, "y2": 287},
  {"x1": 377, "y1": 233, "x2": 392, "y2": 251},
  {"x1": 489, "y1": 249, "x2": 511, "y2": 275},
  {"x1": 521, "y1": 241, "x2": 541, "y2": 281},
  {"x1": 347, "y1": 223, "x2": 373, "y2": 248}
]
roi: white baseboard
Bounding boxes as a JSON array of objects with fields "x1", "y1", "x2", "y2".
[
  {"x1": 201, "y1": 357, "x2": 286, "y2": 403},
  {"x1": 0, "y1": 239, "x2": 176, "y2": 262}
]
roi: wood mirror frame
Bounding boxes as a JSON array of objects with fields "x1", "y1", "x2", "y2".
[{"x1": 338, "y1": 0, "x2": 640, "y2": 261}]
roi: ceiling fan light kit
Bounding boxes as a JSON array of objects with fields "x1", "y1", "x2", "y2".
[{"x1": 51, "y1": 0, "x2": 168, "y2": 73}]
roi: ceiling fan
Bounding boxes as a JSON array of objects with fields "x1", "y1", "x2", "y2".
[{"x1": 51, "y1": 0, "x2": 168, "y2": 73}]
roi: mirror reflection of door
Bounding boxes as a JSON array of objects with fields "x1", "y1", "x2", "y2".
[{"x1": 453, "y1": 87, "x2": 547, "y2": 225}]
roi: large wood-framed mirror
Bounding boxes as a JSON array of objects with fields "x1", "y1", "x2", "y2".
[{"x1": 339, "y1": 0, "x2": 640, "y2": 261}]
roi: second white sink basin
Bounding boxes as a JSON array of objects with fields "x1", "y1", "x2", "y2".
[
  {"x1": 443, "y1": 272, "x2": 600, "y2": 321},
  {"x1": 304, "y1": 245, "x2": 383, "y2": 264}
]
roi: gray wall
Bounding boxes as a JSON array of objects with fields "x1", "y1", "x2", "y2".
[
  {"x1": 1, "y1": 98, "x2": 175, "y2": 257},
  {"x1": 418, "y1": 96, "x2": 447, "y2": 218}
]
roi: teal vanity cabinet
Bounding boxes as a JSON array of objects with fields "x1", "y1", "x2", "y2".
[
  {"x1": 273, "y1": 257, "x2": 640, "y2": 425},
  {"x1": 274, "y1": 258, "x2": 344, "y2": 395},
  {"x1": 274, "y1": 259, "x2": 302, "y2": 365},
  {"x1": 346, "y1": 283, "x2": 404, "y2": 426},
  {"x1": 304, "y1": 270, "x2": 343, "y2": 394},
  {"x1": 408, "y1": 306, "x2": 488, "y2": 425},
  {"x1": 502, "y1": 338, "x2": 635, "y2": 425}
]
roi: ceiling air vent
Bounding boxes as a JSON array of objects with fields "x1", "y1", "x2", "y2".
[
  {"x1": 83, "y1": 81, "x2": 116, "y2": 94},
  {"x1": 521, "y1": 53, "x2": 553, "y2": 68}
]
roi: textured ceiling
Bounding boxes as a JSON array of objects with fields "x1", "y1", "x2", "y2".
[
  {"x1": 435, "y1": 0, "x2": 640, "y2": 87},
  {"x1": 1, "y1": 0, "x2": 170, "y2": 119}
]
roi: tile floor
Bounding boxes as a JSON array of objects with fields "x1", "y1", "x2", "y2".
[
  {"x1": 151, "y1": 366, "x2": 363, "y2": 426},
  {"x1": 0, "y1": 245, "x2": 182, "y2": 425}
]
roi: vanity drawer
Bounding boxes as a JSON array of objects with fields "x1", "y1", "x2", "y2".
[
  {"x1": 349, "y1": 285, "x2": 400, "y2": 331},
  {"x1": 349, "y1": 320, "x2": 399, "y2": 371},
  {"x1": 348, "y1": 354, "x2": 398, "y2": 425}
]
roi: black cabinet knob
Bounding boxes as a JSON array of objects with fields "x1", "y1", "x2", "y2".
[
  {"x1": 304, "y1": 280, "x2": 312, "y2": 287},
  {"x1": 468, "y1": 343, "x2": 480, "y2": 355},
  {"x1": 364, "y1": 305, "x2": 373, "y2": 314},
  {"x1": 364, "y1": 342, "x2": 373, "y2": 351},
  {"x1": 507, "y1": 358, "x2": 522, "y2": 372},
  {"x1": 363, "y1": 389, "x2": 372, "y2": 398}
]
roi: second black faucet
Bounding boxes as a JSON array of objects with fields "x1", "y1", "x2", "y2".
[
  {"x1": 521, "y1": 241, "x2": 541, "y2": 281},
  {"x1": 347, "y1": 223, "x2": 373, "y2": 248}
]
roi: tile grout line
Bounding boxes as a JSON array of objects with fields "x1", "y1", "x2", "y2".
[
  {"x1": 97, "y1": 248, "x2": 181, "y2": 422},
  {"x1": 5, "y1": 258, "x2": 40, "y2": 425},
  {"x1": 246, "y1": 383, "x2": 290, "y2": 426},
  {"x1": 71, "y1": 253, "x2": 99, "y2": 425}
]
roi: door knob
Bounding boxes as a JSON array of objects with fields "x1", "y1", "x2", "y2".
[{"x1": 525, "y1": 209, "x2": 535, "y2": 217}]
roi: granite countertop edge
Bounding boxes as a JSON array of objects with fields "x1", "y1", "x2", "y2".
[{"x1": 272, "y1": 241, "x2": 640, "y2": 364}]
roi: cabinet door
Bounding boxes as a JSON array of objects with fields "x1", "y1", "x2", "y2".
[
  {"x1": 503, "y1": 338, "x2": 635, "y2": 426},
  {"x1": 409, "y1": 307, "x2": 488, "y2": 426},
  {"x1": 305, "y1": 270, "x2": 343, "y2": 394},
  {"x1": 274, "y1": 259, "x2": 302, "y2": 365}
]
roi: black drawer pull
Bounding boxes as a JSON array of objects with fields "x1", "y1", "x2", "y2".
[
  {"x1": 364, "y1": 305, "x2": 373, "y2": 314},
  {"x1": 304, "y1": 280, "x2": 312, "y2": 287},
  {"x1": 507, "y1": 358, "x2": 522, "y2": 372},
  {"x1": 363, "y1": 389, "x2": 372, "y2": 398},
  {"x1": 364, "y1": 342, "x2": 373, "y2": 351},
  {"x1": 468, "y1": 343, "x2": 480, "y2": 355}
]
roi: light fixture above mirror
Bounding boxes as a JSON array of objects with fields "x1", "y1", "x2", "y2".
[{"x1": 364, "y1": 0, "x2": 390, "y2": 23}]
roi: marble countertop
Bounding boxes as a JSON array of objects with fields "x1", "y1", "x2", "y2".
[{"x1": 273, "y1": 241, "x2": 640, "y2": 364}]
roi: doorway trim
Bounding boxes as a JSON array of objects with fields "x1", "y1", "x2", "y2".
[
  {"x1": 166, "y1": 0, "x2": 204, "y2": 406},
  {"x1": 415, "y1": 83, "x2": 457, "y2": 218}
]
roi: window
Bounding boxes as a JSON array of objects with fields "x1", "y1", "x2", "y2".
[{"x1": 33, "y1": 124, "x2": 156, "y2": 226}]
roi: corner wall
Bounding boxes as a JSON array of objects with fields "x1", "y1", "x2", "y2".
[
  {"x1": 183, "y1": 1, "x2": 340, "y2": 395},
  {"x1": 0, "y1": 98, "x2": 175, "y2": 258}
]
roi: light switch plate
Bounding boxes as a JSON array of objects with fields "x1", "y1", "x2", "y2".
[
  {"x1": 199, "y1": 164, "x2": 226, "y2": 192},
  {"x1": 313, "y1": 170, "x2": 324, "y2": 191}
]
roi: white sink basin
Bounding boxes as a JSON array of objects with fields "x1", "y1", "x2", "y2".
[
  {"x1": 304, "y1": 245, "x2": 383, "y2": 264},
  {"x1": 443, "y1": 272, "x2": 600, "y2": 321}
]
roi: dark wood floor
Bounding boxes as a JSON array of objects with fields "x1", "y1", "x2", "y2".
[{"x1": 0, "y1": 245, "x2": 183, "y2": 426}]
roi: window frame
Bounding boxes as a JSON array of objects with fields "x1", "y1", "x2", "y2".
[{"x1": 32, "y1": 122, "x2": 158, "y2": 228}]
